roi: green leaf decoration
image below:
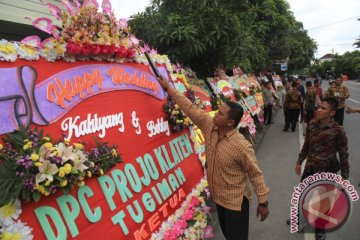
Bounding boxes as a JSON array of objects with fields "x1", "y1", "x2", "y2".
[
  {"x1": 0, "y1": 159, "x2": 22, "y2": 207},
  {"x1": 32, "y1": 191, "x2": 41, "y2": 202}
]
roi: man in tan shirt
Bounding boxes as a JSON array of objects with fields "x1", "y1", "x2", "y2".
[{"x1": 157, "y1": 76, "x2": 269, "y2": 240}]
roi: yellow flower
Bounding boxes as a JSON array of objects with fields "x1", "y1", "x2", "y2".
[
  {"x1": 90, "y1": 162, "x2": 95, "y2": 167},
  {"x1": 64, "y1": 138, "x2": 70, "y2": 145},
  {"x1": 1, "y1": 232, "x2": 22, "y2": 240},
  {"x1": 98, "y1": 169, "x2": 104, "y2": 176},
  {"x1": 73, "y1": 143, "x2": 83, "y2": 149},
  {"x1": 44, "y1": 191, "x2": 51, "y2": 196},
  {"x1": 78, "y1": 181, "x2": 85, "y2": 187},
  {"x1": 60, "y1": 179, "x2": 68, "y2": 187},
  {"x1": 36, "y1": 184, "x2": 45, "y2": 193},
  {"x1": 78, "y1": 175, "x2": 84, "y2": 181},
  {"x1": 44, "y1": 142, "x2": 53, "y2": 149},
  {"x1": 0, "y1": 202, "x2": 16, "y2": 218},
  {"x1": 174, "y1": 104, "x2": 179, "y2": 110},
  {"x1": 0, "y1": 143, "x2": 3, "y2": 150},
  {"x1": 58, "y1": 169, "x2": 65, "y2": 178},
  {"x1": 34, "y1": 162, "x2": 43, "y2": 167},
  {"x1": 43, "y1": 137, "x2": 50, "y2": 142},
  {"x1": 64, "y1": 163, "x2": 72, "y2": 174},
  {"x1": 24, "y1": 139, "x2": 29, "y2": 143},
  {"x1": 86, "y1": 171, "x2": 92, "y2": 178},
  {"x1": 23, "y1": 141, "x2": 32, "y2": 150},
  {"x1": 111, "y1": 149, "x2": 117, "y2": 157},
  {"x1": 44, "y1": 179, "x2": 52, "y2": 186},
  {"x1": 30, "y1": 153, "x2": 40, "y2": 161}
]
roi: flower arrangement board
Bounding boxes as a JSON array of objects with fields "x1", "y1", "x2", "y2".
[{"x1": 0, "y1": 59, "x2": 204, "y2": 240}]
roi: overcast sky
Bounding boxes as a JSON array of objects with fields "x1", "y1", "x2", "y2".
[{"x1": 100, "y1": 0, "x2": 360, "y2": 58}]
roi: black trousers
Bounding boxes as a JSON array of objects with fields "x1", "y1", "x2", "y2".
[
  {"x1": 334, "y1": 108, "x2": 345, "y2": 126},
  {"x1": 305, "y1": 110, "x2": 315, "y2": 123},
  {"x1": 216, "y1": 197, "x2": 249, "y2": 240},
  {"x1": 263, "y1": 104, "x2": 273, "y2": 124},
  {"x1": 284, "y1": 109, "x2": 300, "y2": 131}
]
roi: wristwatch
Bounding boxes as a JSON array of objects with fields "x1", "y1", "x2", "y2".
[{"x1": 258, "y1": 201, "x2": 269, "y2": 208}]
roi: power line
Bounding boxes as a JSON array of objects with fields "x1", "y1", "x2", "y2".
[{"x1": 307, "y1": 16, "x2": 360, "y2": 31}]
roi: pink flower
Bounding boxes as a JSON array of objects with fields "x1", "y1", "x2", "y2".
[
  {"x1": 101, "y1": 45, "x2": 110, "y2": 54},
  {"x1": 109, "y1": 45, "x2": 118, "y2": 54},
  {"x1": 203, "y1": 205, "x2": 211, "y2": 214},
  {"x1": 126, "y1": 49, "x2": 136, "y2": 59},
  {"x1": 66, "y1": 42, "x2": 81, "y2": 54},
  {"x1": 81, "y1": 43, "x2": 92, "y2": 55},
  {"x1": 164, "y1": 229, "x2": 177, "y2": 240},
  {"x1": 204, "y1": 226, "x2": 214, "y2": 239},
  {"x1": 182, "y1": 209, "x2": 195, "y2": 221},
  {"x1": 91, "y1": 44, "x2": 101, "y2": 55},
  {"x1": 116, "y1": 46, "x2": 127, "y2": 58},
  {"x1": 189, "y1": 197, "x2": 200, "y2": 208}
]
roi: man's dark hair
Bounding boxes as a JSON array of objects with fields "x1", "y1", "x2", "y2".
[
  {"x1": 306, "y1": 81, "x2": 312, "y2": 87},
  {"x1": 314, "y1": 79, "x2": 319, "y2": 85},
  {"x1": 225, "y1": 101, "x2": 244, "y2": 127},
  {"x1": 322, "y1": 97, "x2": 338, "y2": 111},
  {"x1": 291, "y1": 81, "x2": 297, "y2": 88}
]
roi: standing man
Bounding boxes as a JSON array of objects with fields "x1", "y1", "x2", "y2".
[
  {"x1": 313, "y1": 79, "x2": 323, "y2": 109},
  {"x1": 295, "y1": 97, "x2": 349, "y2": 240},
  {"x1": 262, "y1": 81, "x2": 275, "y2": 125},
  {"x1": 303, "y1": 81, "x2": 316, "y2": 123},
  {"x1": 297, "y1": 79, "x2": 306, "y2": 123},
  {"x1": 157, "y1": 76, "x2": 269, "y2": 240},
  {"x1": 283, "y1": 81, "x2": 302, "y2": 132},
  {"x1": 326, "y1": 78, "x2": 350, "y2": 125}
]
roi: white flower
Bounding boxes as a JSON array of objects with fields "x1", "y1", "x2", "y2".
[
  {"x1": 55, "y1": 143, "x2": 77, "y2": 163},
  {"x1": 0, "y1": 40, "x2": 17, "y2": 62},
  {"x1": 35, "y1": 160, "x2": 58, "y2": 183},
  {"x1": 0, "y1": 220, "x2": 33, "y2": 240},
  {"x1": 0, "y1": 199, "x2": 22, "y2": 225},
  {"x1": 73, "y1": 149, "x2": 88, "y2": 172},
  {"x1": 16, "y1": 45, "x2": 40, "y2": 61}
]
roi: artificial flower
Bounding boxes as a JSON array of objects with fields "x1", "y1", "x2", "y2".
[
  {"x1": 35, "y1": 160, "x2": 58, "y2": 183},
  {"x1": 0, "y1": 220, "x2": 33, "y2": 240}
]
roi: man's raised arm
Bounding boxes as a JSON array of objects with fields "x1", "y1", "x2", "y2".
[{"x1": 157, "y1": 76, "x2": 212, "y2": 131}]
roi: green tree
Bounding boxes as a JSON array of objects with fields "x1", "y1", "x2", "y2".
[{"x1": 129, "y1": 0, "x2": 316, "y2": 78}]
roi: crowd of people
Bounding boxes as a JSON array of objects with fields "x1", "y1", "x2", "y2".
[{"x1": 158, "y1": 68, "x2": 356, "y2": 240}]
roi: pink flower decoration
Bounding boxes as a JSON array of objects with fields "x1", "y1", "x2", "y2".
[
  {"x1": 116, "y1": 46, "x2": 127, "y2": 58},
  {"x1": 118, "y1": 18, "x2": 128, "y2": 29},
  {"x1": 21, "y1": 36, "x2": 41, "y2": 48},
  {"x1": 83, "y1": 0, "x2": 99, "y2": 8},
  {"x1": 67, "y1": 42, "x2": 81, "y2": 54},
  {"x1": 73, "y1": 0, "x2": 81, "y2": 8},
  {"x1": 51, "y1": 26, "x2": 60, "y2": 39},
  {"x1": 32, "y1": 17, "x2": 53, "y2": 35},
  {"x1": 61, "y1": 0, "x2": 77, "y2": 16},
  {"x1": 150, "y1": 48, "x2": 158, "y2": 55},
  {"x1": 101, "y1": 0, "x2": 112, "y2": 14},
  {"x1": 129, "y1": 34, "x2": 139, "y2": 46},
  {"x1": 46, "y1": 3, "x2": 62, "y2": 20},
  {"x1": 189, "y1": 197, "x2": 201, "y2": 208},
  {"x1": 91, "y1": 44, "x2": 101, "y2": 55},
  {"x1": 182, "y1": 208, "x2": 195, "y2": 221},
  {"x1": 204, "y1": 226, "x2": 214, "y2": 239},
  {"x1": 81, "y1": 43, "x2": 92, "y2": 55},
  {"x1": 126, "y1": 49, "x2": 136, "y2": 59}
]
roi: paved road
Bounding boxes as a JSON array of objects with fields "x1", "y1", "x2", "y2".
[{"x1": 210, "y1": 80, "x2": 360, "y2": 240}]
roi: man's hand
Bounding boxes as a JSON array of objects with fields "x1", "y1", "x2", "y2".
[
  {"x1": 256, "y1": 205, "x2": 269, "y2": 221},
  {"x1": 295, "y1": 162, "x2": 301, "y2": 175},
  {"x1": 157, "y1": 76, "x2": 172, "y2": 91}
]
